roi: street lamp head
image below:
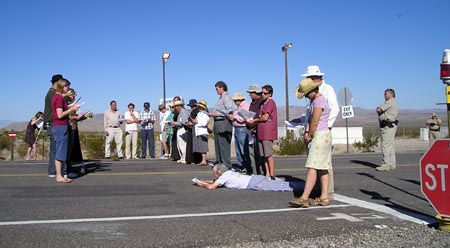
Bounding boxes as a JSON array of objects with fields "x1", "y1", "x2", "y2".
[
  {"x1": 162, "y1": 52, "x2": 171, "y2": 62},
  {"x1": 282, "y1": 43, "x2": 292, "y2": 52}
]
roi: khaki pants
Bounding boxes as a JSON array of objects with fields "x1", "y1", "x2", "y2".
[
  {"x1": 380, "y1": 125, "x2": 397, "y2": 167},
  {"x1": 125, "y1": 130, "x2": 138, "y2": 159},
  {"x1": 105, "y1": 127, "x2": 123, "y2": 158},
  {"x1": 429, "y1": 130, "x2": 440, "y2": 145}
]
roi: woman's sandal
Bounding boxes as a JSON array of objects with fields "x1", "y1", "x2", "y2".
[
  {"x1": 289, "y1": 197, "x2": 310, "y2": 208},
  {"x1": 312, "y1": 197, "x2": 331, "y2": 206},
  {"x1": 56, "y1": 178, "x2": 73, "y2": 183}
]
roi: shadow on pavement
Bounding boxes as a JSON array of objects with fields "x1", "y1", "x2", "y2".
[{"x1": 349, "y1": 160, "x2": 378, "y2": 168}]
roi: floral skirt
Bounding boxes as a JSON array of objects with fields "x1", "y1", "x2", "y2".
[{"x1": 305, "y1": 130, "x2": 332, "y2": 171}]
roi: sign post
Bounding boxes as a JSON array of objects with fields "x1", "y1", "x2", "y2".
[
  {"x1": 8, "y1": 131, "x2": 16, "y2": 161},
  {"x1": 420, "y1": 139, "x2": 450, "y2": 229},
  {"x1": 338, "y1": 87, "x2": 353, "y2": 154}
]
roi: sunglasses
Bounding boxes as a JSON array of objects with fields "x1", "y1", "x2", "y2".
[{"x1": 262, "y1": 92, "x2": 270, "y2": 95}]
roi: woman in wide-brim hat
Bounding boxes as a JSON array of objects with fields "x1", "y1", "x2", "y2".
[
  {"x1": 192, "y1": 100, "x2": 210, "y2": 166},
  {"x1": 289, "y1": 78, "x2": 332, "y2": 208}
]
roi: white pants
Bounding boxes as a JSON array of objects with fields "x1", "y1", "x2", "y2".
[
  {"x1": 105, "y1": 127, "x2": 123, "y2": 158},
  {"x1": 176, "y1": 127, "x2": 187, "y2": 161},
  {"x1": 125, "y1": 130, "x2": 138, "y2": 159}
]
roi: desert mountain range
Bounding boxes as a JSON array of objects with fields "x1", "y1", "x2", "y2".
[{"x1": 2, "y1": 107, "x2": 447, "y2": 133}]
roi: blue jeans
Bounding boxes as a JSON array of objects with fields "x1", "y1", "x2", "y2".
[
  {"x1": 141, "y1": 129, "x2": 155, "y2": 158},
  {"x1": 46, "y1": 125, "x2": 56, "y2": 175},
  {"x1": 234, "y1": 127, "x2": 250, "y2": 171}
]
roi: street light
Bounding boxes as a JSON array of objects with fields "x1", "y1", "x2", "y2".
[
  {"x1": 162, "y1": 52, "x2": 171, "y2": 108},
  {"x1": 282, "y1": 43, "x2": 292, "y2": 127}
]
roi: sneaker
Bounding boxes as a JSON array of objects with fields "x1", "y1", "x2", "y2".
[
  {"x1": 105, "y1": 157, "x2": 111, "y2": 160},
  {"x1": 376, "y1": 166, "x2": 391, "y2": 171},
  {"x1": 48, "y1": 174, "x2": 56, "y2": 178}
]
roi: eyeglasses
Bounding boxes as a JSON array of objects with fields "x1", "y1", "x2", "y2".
[{"x1": 262, "y1": 92, "x2": 270, "y2": 95}]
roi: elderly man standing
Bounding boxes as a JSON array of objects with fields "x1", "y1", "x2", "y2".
[
  {"x1": 376, "y1": 89, "x2": 399, "y2": 171},
  {"x1": 104, "y1": 100, "x2": 124, "y2": 159},
  {"x1": 247, "y1": 84, "x2": 265, "y2": 175},
  {"x1": 209, "y1": 81, "x2": 234, "y2": 168}
]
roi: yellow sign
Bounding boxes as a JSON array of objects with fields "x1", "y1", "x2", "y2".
[{"x1": 447, "y1": 86, "x2": 450, "y2": 104}]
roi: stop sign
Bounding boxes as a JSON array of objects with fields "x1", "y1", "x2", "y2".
[{"x1": 420, "y1": 139, "x2": 450, "y2": 217}]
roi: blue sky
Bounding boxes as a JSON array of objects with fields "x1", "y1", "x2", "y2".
[{"x1": 1, "y1": 0, "x2": 449, "y2": 122}]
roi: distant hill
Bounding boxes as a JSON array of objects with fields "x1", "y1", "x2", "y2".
[
  {"x1": 0, "y1": 120, "x2": 15, "y2": 129},
  {"x1": 2, "y1": 107, "x2": 446, "y2": 132}
]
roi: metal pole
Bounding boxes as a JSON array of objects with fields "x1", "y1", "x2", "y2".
[
  {"x1": 162, "y1": 60, "x2": 166, "y2": 108},
  {"x1": 344, "y1": 88, "x2": 349, "y2": 154},
  {"x1": 283, "y1": 48, "x2": 290, "y2": 141},
  {"x1": 10, "y1": 139, "x2": 14, "y2": 161}
]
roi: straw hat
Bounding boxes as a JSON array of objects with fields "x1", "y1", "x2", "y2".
[
  {"x1": 171, "y1": 100, "x2": 184, "y2": 107},
  {"x1": 295, "y1": 78, "x2": 322, "y2": 99},
  {"x1": 231, "y1": 92, "x2": 246, "y2": 100},
  {"x1": 196, "y1": 100, "x2": 208, "y2": 110}
]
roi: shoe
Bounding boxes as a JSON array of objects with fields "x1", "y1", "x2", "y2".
[
  {"x1": 289, "y1": 197, "x2": 310, "y2": 208},
  {"x1": 133, "y1": 157, "x2": 139, "y2": 160},
  {"x1": 48, "y1": 174, "x2": 56, "y2": 178},
  {"x1": 312, "y1": 197, "x2": 331, "y2": 206},
  {"x1": 105, "y1": 157, "x2": 110, "y2": 160},
  {"x1": 271, "y1": 176, "x2": 284, "y2": 181},
  {"x1": 376, "y1": 166, "x2": 391, "y2": 171},
  {"x1": 118, "y1": 157, "x2": 123, "y2": 160}
]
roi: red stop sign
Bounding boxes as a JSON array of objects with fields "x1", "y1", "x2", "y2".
[{"x1": 420, "y1": 139, "x2": 450, "y2": 217}]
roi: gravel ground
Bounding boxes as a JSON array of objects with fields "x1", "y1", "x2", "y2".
[{"x1": 210, "y1": 223, "x2": 450, "y2": 248}]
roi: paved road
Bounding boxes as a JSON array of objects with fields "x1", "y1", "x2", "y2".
[{"x1": 0, "y1": 152, "x2": 445, "y2": 247}]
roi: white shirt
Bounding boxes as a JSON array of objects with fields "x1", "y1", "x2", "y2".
[
  {"x1": 159, "y1": 110, "x2": 170, "y2": 129},
  {"x1": 215, "y1": 171, "x2": 251, "y2": 189},
  {"x1": 125, "y1": 111, "x2": 139, "y2": 131},
  {"x1": 319, "y1": 80, "x2": 339, "y2": 128},
  {"x1": 195, "y1": 110, "x2": 210, "y2": 136}
]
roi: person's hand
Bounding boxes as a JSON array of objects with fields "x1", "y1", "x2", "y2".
[
  {"x1": 227, "y1": 114, "x2": 233, "y2": 120},
  {"x1": 105, "y1": 131, "x2": 109, "y2": 136},
  {"x1": 304, "y1": 132, "x2": 311, "y2": 142}
]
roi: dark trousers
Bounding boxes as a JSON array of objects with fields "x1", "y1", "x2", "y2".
[
  {"x1": 214, "y1": 131, "x2": 232, "y2": 168},
  {"x1": 46, "y1": 125, "x2": 56, "y2": 175},
  {"x1": 141, "y1": 129, "x2": 155, "y2": 158}
]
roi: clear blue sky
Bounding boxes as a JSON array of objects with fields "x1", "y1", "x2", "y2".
[{"x1": 1, "y1": 0, "x2": 449, "y2": 122}]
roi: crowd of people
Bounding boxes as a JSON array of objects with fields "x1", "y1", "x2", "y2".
[{"x1": 32, "y1": 66, "x2": 406, "y2": 209}]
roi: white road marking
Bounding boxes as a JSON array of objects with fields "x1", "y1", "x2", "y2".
[
  {"x1": 0, "y1": 204, "x2": 351, "y2": 226},
  {"x1": 317, "y1": 213, "x2": 363, "y2": 222},
  {"x1": 334, "y1": 193, "x2": 435, "y2": 225}
]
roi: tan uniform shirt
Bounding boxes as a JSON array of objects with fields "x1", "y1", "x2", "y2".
[{"x1": 378, "y1": 98, "x2": 398, "y2": 122}]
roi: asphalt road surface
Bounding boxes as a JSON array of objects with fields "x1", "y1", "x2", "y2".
[{"x1": 0, "y1": 152, "x2": 448, "y2": 247}]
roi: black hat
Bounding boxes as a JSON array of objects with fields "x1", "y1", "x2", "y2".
[
  {"x1": 188, "y1": 99, "x2": 198, "y2": 107},
  {"x1": 51, "y1": 74, "x2": 63, "y2": 83}
]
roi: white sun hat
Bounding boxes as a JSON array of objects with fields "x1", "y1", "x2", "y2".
[{"x1": 301, "y1": 65, "x2": 325, "y2": 77}]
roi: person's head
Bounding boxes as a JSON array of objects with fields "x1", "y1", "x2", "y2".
[
  {"x1": 295, "y1": 78, "x2": 322, "y2": 99},
  {"x1": 247, "y1": 84, "x2": 262, "y2": 100},
  {"x1": 432, "y1": 113, "x2": 437, "y2": 119},
  {"x1": 172, "y1": 100, "x2": 184, "y2": 111},
  {"x1": 215, "y1": 81, "x2": 228, "y2": 95},
  {"x1": 196, "y1": 100, "x2": 208, "y2": 111},
  {"x1": 188, "y1": 99, "x2": 198, "y2": 109},
  {"x1": 158, "y1": 104, "x2": 166, "y2": 112},
  {"x1": 301, "y1": 65, "x2": 325, "y2": 83},
  {"x1": 231, "y1": 92, "x2": 246, "y2": 106},
  {"x1": 128, "y1": 103, "x2": 135, "y2": 112},
  {"x1": 55, "y1": 78, "x2": 70, "y2": 94},
  {"x1": 261, "y1": 85, "x2": 273, "y2": 100},
  {"x1": 63, "y1": 88, "x2": 77, "y2": 103},
  {"x1": 212, "y1": 163, "x2": 229, "y2": 178},
  {"x1": 35, "y1": 111, "x2": 44, "y2": 119},
  {"x1": 173, "y1": 96, "x2": 181, "y2": 101},
  {"x1": 143, "y1": 102, "x2": 150, "y2": 110},
  {"x1": 110, "y1": 100, "x2": 117, "y2": 111},
  {"x1": 51, "y1": 74, "x2": 63, "y2": 85},
  {"x1": 384, "y1": 88, "x2": 395, "y2": 100}
]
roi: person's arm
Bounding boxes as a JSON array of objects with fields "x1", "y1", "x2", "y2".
[
  {"x1": 308, "y1": 107, "x2": 323, "y2": 138},
  {"x1": 195, "y1": 180, "x2": 220, "y2": 190}
]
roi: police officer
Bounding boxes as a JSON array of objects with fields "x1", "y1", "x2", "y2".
[
  {"x1": 426, "y1": 113, "x2": 442, "y2": 145},
  {"x1": 376, "y1": 89, "x2": 399, "y2": 172}
]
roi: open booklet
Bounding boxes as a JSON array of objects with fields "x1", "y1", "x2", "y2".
[{"x1": 237, "y1": 109, "x2": 257, "y2": 120}]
